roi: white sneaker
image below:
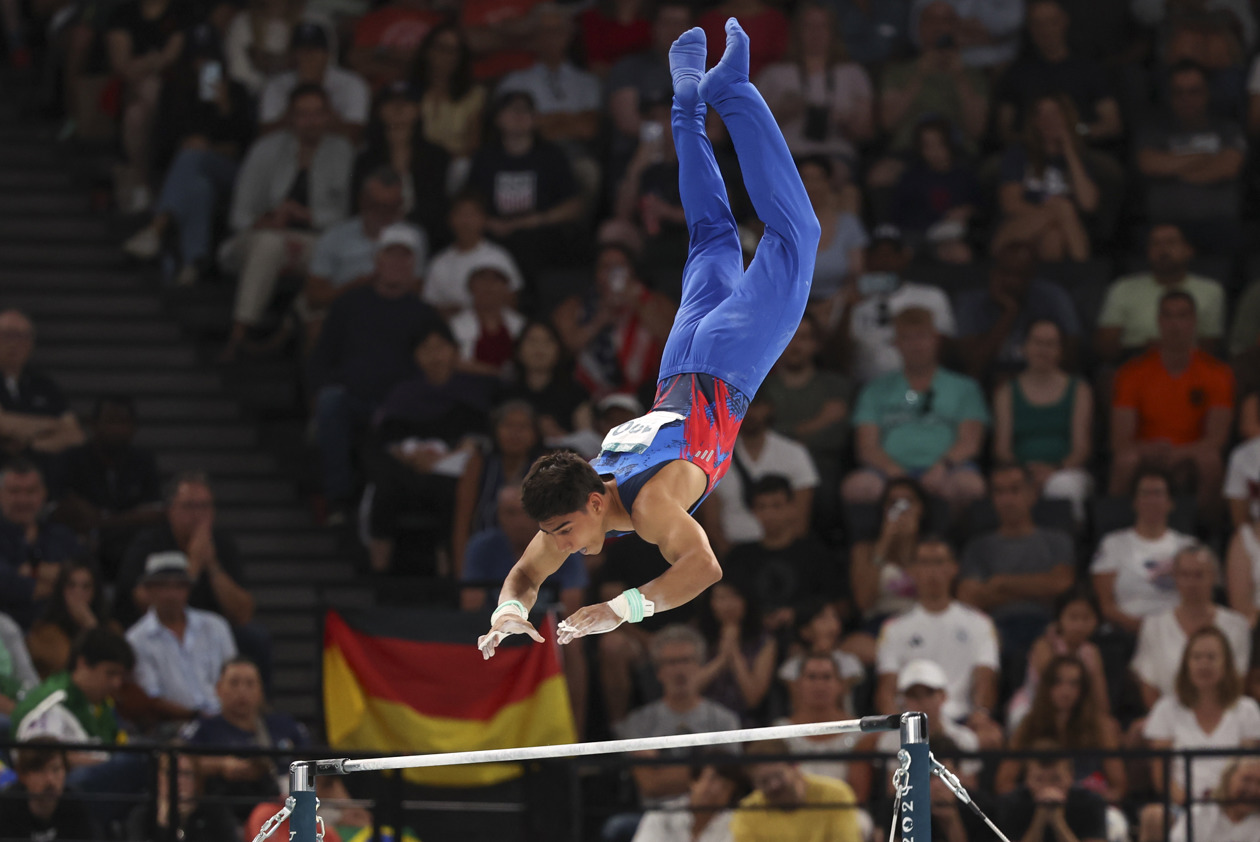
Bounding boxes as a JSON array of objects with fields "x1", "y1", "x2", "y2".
[{"x1": 123, "y1": 225, "x2": 161, "y2": 260}]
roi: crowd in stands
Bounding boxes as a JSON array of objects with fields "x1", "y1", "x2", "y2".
[{"x1": 7, "y1": 0, "x2": 1260, "y2": 840}]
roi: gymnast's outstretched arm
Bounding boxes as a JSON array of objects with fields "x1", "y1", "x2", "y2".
[{"x1": 477, "y1": 530, "x2": 568, "y2": 658}]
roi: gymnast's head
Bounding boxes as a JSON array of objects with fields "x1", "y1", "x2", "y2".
[{"x1": 522, "y1": 450, "x2": 610, "y2": 556}]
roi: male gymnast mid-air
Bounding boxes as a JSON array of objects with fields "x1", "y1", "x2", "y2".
[{"x1": 479, "y1": 19, "x2": 821, "y2": 658}]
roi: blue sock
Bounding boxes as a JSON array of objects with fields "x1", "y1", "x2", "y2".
[
  {"x1": 669, "y1": 27, "x2": 706, "y2": 109},
  {"x1": 698, "y1": 18, "x2": 749, "y2": 103}
]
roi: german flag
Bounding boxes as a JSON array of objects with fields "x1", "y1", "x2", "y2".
[{"x1": 323, "y1": 607, "x2": 576, "y2": 787}]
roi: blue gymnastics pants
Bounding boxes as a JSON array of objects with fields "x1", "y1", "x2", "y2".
[{"x1": 656, "y1": 78, "x2": 821, "y2": 399}]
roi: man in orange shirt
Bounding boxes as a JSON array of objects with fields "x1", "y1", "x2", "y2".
[{"x1": 1110, "y1": 291, "x2": 1234, "y2": 523}]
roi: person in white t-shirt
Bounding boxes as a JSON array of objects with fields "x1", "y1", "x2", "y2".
[
  {"x1": 258, "y1": 23, "x2": 371, "y2": 141},
  {"x1": 1143, "y1": 626, "x2": 1260, "y2": 807},
  {"x1": 1091, "y1": 468, "x2": 1196, "y2": 636},
  {"x1": 1223, "y1": 436, "x2": 1260, "y2": 529},
  {"x1": 700, "y1": 393, "x2": 818, "y2": 557},
  {"x1": 832, "y1": 226, "x2": 957, "y2": 384},
  {"x1": 875, "y1": 538, "x2": 1003, "y2": 747},
  {"x1": 423, "y1": 192, "x2": 525, "y2": 316},
  {"x1": 1149, "y1": 756, "x2": 1260, "y2": 842},
  {"x1": 1133, "y1": 545, "x2": 1251, "y2": 710}
]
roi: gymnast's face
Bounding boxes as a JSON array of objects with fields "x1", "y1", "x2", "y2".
[{"x1": 538, "y1": 492, "x2": 608, "y2": 556}]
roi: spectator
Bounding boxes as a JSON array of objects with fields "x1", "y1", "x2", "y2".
[
  {"x1": 755, "y1": 3, "x2": 873, "y2": 173},
  {"x1": 614, "y1": 626, "x2": 740, "y2": 807},
  {"x1": 409, "y1": 22, "x2": 487, "y2": 163},
  {"x1": 258, "y1": 22, "x2": 371, "y2": 140},
  {"x1": 724, "y1": 478, "x2": 845, "y2": 630},
  {"x1": 459, "y1": 485, "x2": 586, "y2": 614},
  {"x1": 460, "y1": 0, "x2": 548, "y2": 82},
  {"x1": 629, "y1": 761, "x2": 750, "y2": 842},
  {"x1": 731, "y1": 738, "x2": 861, "y2": 842},
  {"x1": 832, "y1": 227, "x2": 957, "y2": 385},
  {"x1": 914, "y1": 0, "x2": 1025, "y2": 69},
  {"x1": 25, "y1": 564, "x2": 107, "y2": 680},
  {"x1": 605, "y1": 3, "x2": 689, "y2": 173},
  {"x1": 1143, "y1": 627, "x2": 1260, "y2": 805},
  {"x1": 850, "y1": 478, "x2": 927, "y2": 630},
  {"x1": 448, "y1": 267, "x2": 528, "y2": 376},
  {"x1": 309, "y1": 225, "x2": 443, "y2": 521},
  {"x1": 0, "y1": 309, "x2": 85, "y2": 459},
  {"x1": 1156, "y1": 10, "x2": 1251, "y2": 119},
  {"x1": 500, "y1": 321, "x2": 591, "y2": 441},
  {"x1": 992, "y1": 95, "x2": 1101, "y2": 262},
  {"x1": 366, "y1": 323, "x2": 497, "y2": 573},
  {"x1": 124, "y1": 752, "x2": 241, "y2": 842},
  {"x1": 304, "y1": 167, "x2": 423, "y2": 337},
  {"x1": 181, "y1": 658, "x2": 310, "y2": 818},
  {"x1": 696, "y1": 581, "x2": 776, "y2": 725},
  {"x1": 1229, "y1": 280, "x2": 1260, "y2": 358},
  {"x1": 579, "y1": 0, "x2": 651, "y2": 77},
  {"x1": 0, "y1": 739, "x2": 97, "y2": 841},
  {"x1": 1091, "y1": 467, "x2": 1197, "y2": 636},
  {"x1": 993, "y1": 0, "x2": 1122, "y2": 145},
  {"x1": 889, "y1": 118, "x2": 981, "y2": 263},
  {"x1": 466, "y1": 91, "x2": 586, "y2": 279},
  {"x1": 1135, "y1": 60, "x2": 1246, "y2": 254},
  {"x1": 1006, "y1": 589, "x2": 1110, "y2": 728},
  {"x1": 351, "y1": 84, "x2": 450, "y2": 249},
  {"x1": 0, "y1": 610, "x2": 36, "y2": 728},
  {"x1": 875, "y1": 538, "x2": 1002, "y2": 745},
  {"x1": 697, "y1": 1, "x2": 788, "y2": 80},
  {"x1": 553, "y1": 243, "x2": 675, "y2": 400},
  {"x1": 875, "y1": 0, "x2": 988, "y2": 179},
  {"x1": 345, "y1": 0, "x2": 442, "y2": 89},
  {"x1": 219, "y1": 84, "x2": 355, "y2": 362},
  {"x1": 105, "y1": 0, "x2": 187, "y2": 212},
  {"x1": 798, "y1": 157, "x2": 867, "y2": 308},
  {"x1": 498, "y1": 4, "x2": 601, "y2": 149},
  {"x1": 0, "y1": 461, "x2": 85, "y2": 629},
  {"x1": 1224, "y1": 407, "x2": 1260, "y2": 528},
  {"x1": 121, "y1": 24, "x2": 255, "y2": 287},
  {"x1": 997, "y1": 656, "x2": 1126, "y2": 803},
  {"x1": 992, "y1": 319, "x2": 1094, "y2": 522},
  {"x1": 1109, "y1": 291, "x2": 1234, "y2": 520},
  {"x1": 117, "y1": 472, "x2": 255, "y2": 629},
  {"x1": 1150, "y1": 756, "x2": 1260, "y2": 842},
  {"x1": 423, "y1": 192, "x2": 525, "y2": 316},
  {"x1": 222, "y1": 0, "x2": 318, "y2": 97},
  {"x1": 1133, "y1": 545, "x2": 1250, "y2": 708},
  {"x1": 55, "y1": 396, "x2": 163, "y2": 581},
  {"x1": 844, "y1": 307, "x2": 989, "y2": 510},
  {"x1": 774, "y1": 653, "x2": 862, "y2": 787},
  {"x1": 702, "y1": 394, "x2": 818, "y2": 557},
  {"x1": 1226, "y1": 515, "x2": 1260, "y2": 625},
  {"x1": 451, "y1": 401, "x2": 542, "y2": 571},
  {"x1": 956, "y1": 243, "x2": 1083, "y2": 383},
  {"x1": 762, "y1": 314, "x2": 850, "y2": 509},
  {"x1": 126, "y1": 551, "x2": 237, "y2": 717},
  {"x1": 1095, "y1": 223, "x2": 1226, "y2": 363},
  {"x1": 959, "y1": 463, "x2": 1076, "y2": 662},
  {"x1": 996, "y1": 748, "x2": 1108, "y2": 842}
]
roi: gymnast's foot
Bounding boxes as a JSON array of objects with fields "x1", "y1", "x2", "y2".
[
  {"x1": 669, "y1": 27, "x2": 706, "y2": 109},
  {"x1": 699, "y1": 17, "x2": 749, "y2": 103}
]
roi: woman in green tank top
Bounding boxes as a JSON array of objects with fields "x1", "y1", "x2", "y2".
[{"x1": 992, "y1": 319, "x2": 1094, "y2": 521}]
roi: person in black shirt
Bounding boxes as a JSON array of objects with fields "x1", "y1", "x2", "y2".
[
  {"x1": 56, "y1": 396, "x2": 163, "y2": 582},
  {"x1": 0, "y1": 310, "x2": 85, "y2": 463},
  {"x1": 466, "y1": 91, "x2": 586, "y2": 282},
  {"x1": 0, "y1": 739, "x2": 98, "y2": 842},
  {"x1": 998, "y1": 747, "x2": 1107, "y2": 842}
]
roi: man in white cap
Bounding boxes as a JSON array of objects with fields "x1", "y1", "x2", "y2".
[{"x1": 125, "y1": 551, "x2": 237, "y2": 717}]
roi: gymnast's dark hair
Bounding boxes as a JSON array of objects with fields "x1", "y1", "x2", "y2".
[{"x1": 521, "y1": 450, "x2": 606, "y2": 522}]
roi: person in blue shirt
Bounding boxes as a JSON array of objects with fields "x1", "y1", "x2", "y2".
[{"x1": 479, "y1": 20, "x2": 821, "y2": 658}]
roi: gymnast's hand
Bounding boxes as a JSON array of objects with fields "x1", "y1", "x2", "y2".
[
  {"x1": 556, "y1": 603, "x2": 624, "y2": 644},
  {"x1": 478, "y1": 614, "x2": 545, "y2": 660}
]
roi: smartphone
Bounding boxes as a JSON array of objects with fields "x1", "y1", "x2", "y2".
[
  {"x1": 607, "y1": 265, "x2": 630, "y2": 295},
  {"x1": 199, "y1": 61, "x2": 222, "y2": 101},
  {"x1": 886, "y1": 498, "x2": 912, "y2": 523}
]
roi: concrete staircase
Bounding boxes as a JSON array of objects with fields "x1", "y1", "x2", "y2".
[{"x1": 0, "y1": 118, "x2": 371, "y2": 726}]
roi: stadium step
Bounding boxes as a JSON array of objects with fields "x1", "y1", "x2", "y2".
[
  {"x1": 156, "y1": 450, "x2": 279, "y2": 475},
  {"x1": 38, "y1": 319, "x2": 184, "y2": 344},
  {"x1": 35, "y1": 345, "x2": 200, "y2": 368},
  {"x1": 215, "y1": 507, "x2": 313, "y2": 530},
  {"x1": 5, "y1": 292, "x2": 162, "y2": 317},
  {"x1": 134, "y1": 424, "x2": 258, "y2": 449},
  {"x1": 53, "y1": 370, "x2": 223, "y2": 396}
]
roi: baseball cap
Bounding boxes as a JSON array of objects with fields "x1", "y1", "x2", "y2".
[
  {"x1": 897, "y1": 659, "x2": 948, "y2": 692},
  {"x1": 142, "y1": 551, "x2": 193, "y2": 584},
  {"x1": 291, "y1": 21, "x2": 330, "y2": 51},
  {"x1": 378, "y1": 223, "x2": 421, "y2": 253},
  {"x1": 597, "y1": 394, "x2": 644, "y2": 417}
]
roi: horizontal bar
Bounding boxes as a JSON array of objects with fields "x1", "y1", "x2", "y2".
[{"x1": 318, "y1": 715, "x2": 902, "y2": 776}]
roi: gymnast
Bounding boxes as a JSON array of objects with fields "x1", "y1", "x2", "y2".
[{"x1": 480, "y1": 19, "x2": 821, "y2": 658}]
